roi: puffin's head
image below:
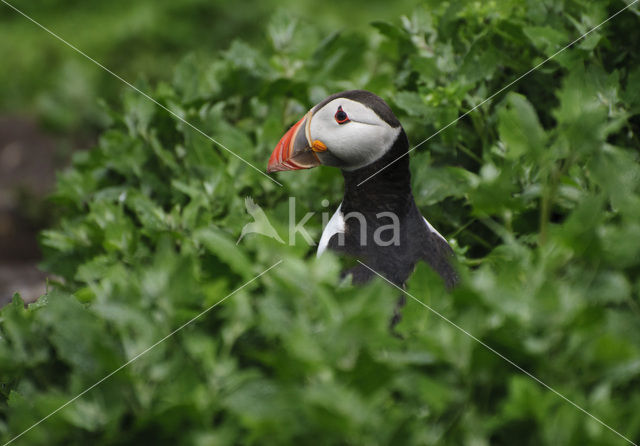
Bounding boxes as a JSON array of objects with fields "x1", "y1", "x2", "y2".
[{"x1": 267, "y1": 90, "x2": 402, "y2": 173}]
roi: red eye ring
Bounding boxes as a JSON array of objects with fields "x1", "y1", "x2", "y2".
[{"x1": 334, "y1": 106, "x2": 350, "y2": 124}]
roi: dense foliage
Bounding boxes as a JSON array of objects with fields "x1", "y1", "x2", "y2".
[{"x1": 2, "y1": 0, "x2": 640, "y2": 444}]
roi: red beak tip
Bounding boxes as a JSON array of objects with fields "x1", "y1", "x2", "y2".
[{"x1": 268, "y1": 113, "x2": 320, "y2": 173}]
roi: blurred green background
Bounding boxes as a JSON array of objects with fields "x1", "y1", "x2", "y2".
[
  {"x1": 1, "y1": 0, "x2": 640, "y2": 445},
  {"x1": 0, "y1": 0, "x2": 421, "y2": 130}
]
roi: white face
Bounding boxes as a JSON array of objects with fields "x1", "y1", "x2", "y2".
[{"x1": 309, "y1": 98, "x2": 401, "y2": 171}]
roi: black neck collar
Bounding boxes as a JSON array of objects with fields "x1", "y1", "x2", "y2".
[{"x1": 341, "y1": 129, "x2": 413, "y2": 215}]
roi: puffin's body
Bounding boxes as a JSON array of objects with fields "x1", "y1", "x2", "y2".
[{"x1": 268, "y1": 90, "x2": 457, "y2": 292}]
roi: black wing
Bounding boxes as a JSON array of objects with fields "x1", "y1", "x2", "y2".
[{"x1": 420, "y1": 226, "x2": 458, "y2": 289}]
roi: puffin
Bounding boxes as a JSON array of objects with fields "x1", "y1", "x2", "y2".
[{"x1": 267, "y1": 90, "x2": 457, "y2": 327}]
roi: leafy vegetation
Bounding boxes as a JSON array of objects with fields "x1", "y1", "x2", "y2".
[{"x1": 2, "y1": 0, "x2": 640, "y2": 444}]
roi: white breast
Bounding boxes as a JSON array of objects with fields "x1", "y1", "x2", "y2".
[
  {"x1": 423, "y1": 216, "x2": 447, "y2": 243},
  {"x1": 316, "y1": 207, "x2": 446, "y2": 256},
  {"x1": 317, "y1": 204, "x2": 345, "y2": 257}
]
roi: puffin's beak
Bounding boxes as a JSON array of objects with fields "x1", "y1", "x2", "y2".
[{"x1": 267, "y1": 110, "x2": 325, "y2": 172}]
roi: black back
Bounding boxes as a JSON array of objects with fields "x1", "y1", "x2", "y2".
[{"x1": 327, "y1": 128, "x2": 457, "y2": 288}]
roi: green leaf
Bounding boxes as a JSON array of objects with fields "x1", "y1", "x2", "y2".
[
  {"x1": 523, "y1": 26, "x2": 568, "y2": 56},
  {"x1": 194, "y1": 227, "x2": 254, "y2": 279},
  {"x1": 498, "y1": 92, "x2": 546, "y2": 159}
]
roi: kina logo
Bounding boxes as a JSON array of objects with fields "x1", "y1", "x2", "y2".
[{"x1": 236, "y1": 197, "x2": 285, "y2": 245}]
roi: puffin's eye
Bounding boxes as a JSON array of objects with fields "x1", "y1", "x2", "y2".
[{"x1": 334, "y1": 106, "x2": 350, "y2": 124}]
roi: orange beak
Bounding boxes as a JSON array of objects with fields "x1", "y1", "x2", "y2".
[{"x1": 267, "y1": 111, "x2": 322, "y2": 173}]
